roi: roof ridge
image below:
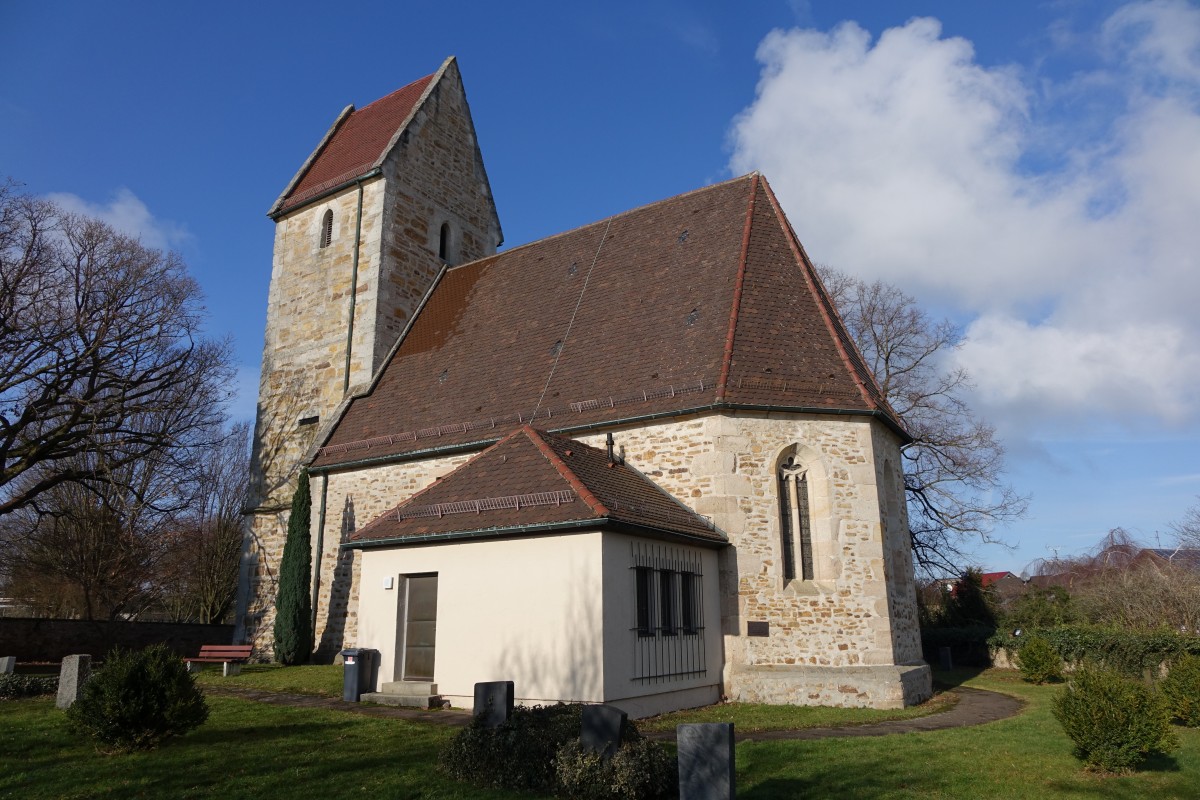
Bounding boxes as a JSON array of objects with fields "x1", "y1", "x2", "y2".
[
  {"x1": 372, "y1": 56, "x2": 452, "y2": 172},
  {"x1": 521, "y1": 426, "x2": 611, "y2": 517},
  {"x1": 445, "y1": 173, "x2": 760, "y2": 272},
  {"x1": 756, "y1": 176, "x2": 903, "y2": 430},
  {"x1": 717, "y1": 173, "x2": 758, "y2": 400},
  {"x1": 348, "y1": 425, "x2": 532, "y2": 541},
  {"x1": 358, "y1": 69, "x2": 438, "y2": 114}
]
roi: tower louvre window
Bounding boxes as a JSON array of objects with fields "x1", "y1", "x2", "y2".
[
  {"x1": 319, "y1": 209, "x2": 333, "y2": 249},
  {"x1": 438, "y1": 222, "x2": 451, "y2": 261}
]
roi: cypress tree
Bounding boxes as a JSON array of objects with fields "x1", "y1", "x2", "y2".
[{"x1": 273, "y1": 469, "x2": 313, "y2": 664}]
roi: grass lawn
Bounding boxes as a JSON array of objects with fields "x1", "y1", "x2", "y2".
[
  {"x1": 4, "y1": 668, "x2": 1198, "y2": 798},
  {"x1": 192, "y1": 663, "x2": 343, "y2": 697},
  {"x1": 640, "y1": 688, "x2": 957, "y2": 733}
]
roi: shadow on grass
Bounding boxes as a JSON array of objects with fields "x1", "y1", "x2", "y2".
[{"x1": 930, "y1": 665, "x2": 988, "y2": 689}]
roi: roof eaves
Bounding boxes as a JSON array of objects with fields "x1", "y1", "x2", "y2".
[
  {"x1": 716, "y1": 173, "x2": 759, "y2": 402},
  {"x1": 345, "y1": 517, "x2": 604, "y2": 550},
  {"x1": 268, "y1": 104, "x2": 355, "y2": 217}
]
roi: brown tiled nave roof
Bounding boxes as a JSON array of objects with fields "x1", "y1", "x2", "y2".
[
  {"x1": 313, "y1": 173, "x2": 904, "y2": 469},
  {"x1": 348, "y1": 426, "x2": 723, "y2": 546}
]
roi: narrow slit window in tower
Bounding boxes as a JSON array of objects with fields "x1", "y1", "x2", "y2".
[
  {"x1": 438, "y1": 222, "x2": 451, "y2": 261},
  {"x1": 319, "y1": 209, "x2": 333, "y2": 249}
]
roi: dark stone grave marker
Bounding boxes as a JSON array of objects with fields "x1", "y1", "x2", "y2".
[
  {"x1": 0, "y1": 656, "x2": 15, "y2": 675},
  {"x1": 678, "y1": 722, "x2": 735, "y2": 800},
  {"x1": 473, "y1": 680, "x2": 514, "y2": 728},
  {"x1": 581, "y1": 704, "x2": 627, "y2": 760}
]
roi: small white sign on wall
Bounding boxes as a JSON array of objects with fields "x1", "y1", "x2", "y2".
[{"x1": 383, "y1": 576, "x2": 395, "y2": 590}]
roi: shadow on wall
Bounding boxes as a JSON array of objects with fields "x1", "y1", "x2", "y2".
[
  {"x1": 487, "y1": 555, "x2": 602, "y2": 704},
  {"x1": 315, "y1": 495, "x2": 357, "y2": 661},
  {"x1": 718, "y1": 546, "x2": 742, "y2": 637}
]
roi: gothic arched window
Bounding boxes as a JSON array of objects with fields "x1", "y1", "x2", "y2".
[
  {"x1": 778, "y1": 454, "x2": 814, "y2": 581},
  {"x1": 319, "y1": 209, "x2": 333, "y2": 249}
]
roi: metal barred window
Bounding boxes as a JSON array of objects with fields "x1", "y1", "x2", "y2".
[{"x1": 630, "y1": 541, "x2": 706, "y2": 682}]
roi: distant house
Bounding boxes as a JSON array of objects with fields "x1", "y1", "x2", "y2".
[{"x1": 979, "y1": 571, "x2": 1024, "y2": 599}]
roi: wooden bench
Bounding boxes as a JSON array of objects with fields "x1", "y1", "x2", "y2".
[{"x1": 185, "y1": 645, "x2": 253, "y2": 677}]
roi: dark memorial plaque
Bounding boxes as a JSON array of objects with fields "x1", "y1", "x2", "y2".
[{"x1": 473, "y1": 680, "x2": 514, "y2": 728}]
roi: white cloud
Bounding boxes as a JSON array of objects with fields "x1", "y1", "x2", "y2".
[
  {"x1": 728, "y1": 2, "x2": 1200, "y2": 434},
  {"x1": 45, "y1": 187, "x2": 190, "y2": 252}
]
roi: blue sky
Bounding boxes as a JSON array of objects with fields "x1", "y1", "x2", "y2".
[{"x1": 3, "y1": 1, "x2": 1198, "y2": 574}]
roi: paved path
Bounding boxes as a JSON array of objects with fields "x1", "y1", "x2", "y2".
[{"x1": 202, "y1": 684, "x2": 1024, "y2": 742}]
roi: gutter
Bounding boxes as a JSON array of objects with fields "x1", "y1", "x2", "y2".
[
  {"x1": 271, "y1": 168, "x2": 381, "y2": 221},
  {"x1": 308, "y1": 402, "x2": 907, "y2": 475},
  {"x1": 342, "y1": 176, "x2": 368, "y2": 393},
  {"x1": 342, "y1": 517, "x2": 727, "y2": 551}
]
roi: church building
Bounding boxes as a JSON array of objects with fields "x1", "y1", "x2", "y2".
[{"x1": 237, "y1": 56, "x2": 932, "y2": 716}]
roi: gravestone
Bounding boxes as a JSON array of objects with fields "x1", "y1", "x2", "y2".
[
  {"x1": 678, "y1": 722, "x2": 735, "y2": 800},
  {"x1": 581, "y1": 704, "x2": 627, "y2": 760},
  {"x1": 0, "y1": 656, "x2": 15, "y2": 675},
  {"x1": 938, "y1": 646, "x2": 953, "y2": 671},
  {"x1": 473, "y1": 680, "x2": 514, "y2": 728},
  {"x1": 56, "y1": 654, "x2": 91, "y2": 710}
]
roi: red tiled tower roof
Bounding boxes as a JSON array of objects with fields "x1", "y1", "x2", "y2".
[
  {"x1": 348, "y1": 426, "x2": 723, "y2": 547},
  {"x1": 312, "y1": 173, "x2": 905, "y2": 469},
  {"x1": 269, "y1": 67, "x2": 439, "y2": 216}
]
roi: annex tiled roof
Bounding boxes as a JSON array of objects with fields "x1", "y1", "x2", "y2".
[
  {"x1": 271, "y1": 70, "x2": 437, "y2": 216},
  {"x1": 347, "y1": 426, "x2": 724, "y2": 546},
  {"x1": 313, "y1": 173, "x2": 904, "y2": 468}
]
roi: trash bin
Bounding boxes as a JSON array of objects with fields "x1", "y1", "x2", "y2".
[{"x1": 340, "y1": 648, "x2": 379, "y2": 702}]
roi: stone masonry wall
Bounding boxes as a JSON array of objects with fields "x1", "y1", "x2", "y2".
[
  {"x1": 240, "y1": 60, "x2": 500, "y2": 656},
  {"x1": 309, "y1": 453, "x2": 472, "y2": 659},
  {"x1": 299, "y1": 410, "x2": 926, "y2": 702}
]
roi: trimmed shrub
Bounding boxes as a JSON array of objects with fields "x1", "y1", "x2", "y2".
[
  {"x1": 439, "y1": 703, "x2": 655, "y2": 796},
  {"x1": 67, "y1": 644, "x2": 209, "y2": 752},
  {"x1": 0, "y1": 674, "x2": 58, "y2": 699},
  {"x1": 1016, "y1": 635, "x2": 1063, "y2": 684},
  {"x1": 274, "y1": 469, "x2": 313, "y2": 665},
  {"x1": 1052, "y1": 666, "x2": 1177, "y2": 773},
  {"x1": 440, "y1": 703, "x2": 588, "y2": 793},
  {"x1": 1161, "y1": 653, "x2": 1200, "y2": 727},
  {"x1": 555, "y1": 737, "x2": 677, "y2": 800}
]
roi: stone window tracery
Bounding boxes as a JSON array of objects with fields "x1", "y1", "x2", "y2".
[{"x1": 778, "y1": 453, "x2": 814, "y2": 581}]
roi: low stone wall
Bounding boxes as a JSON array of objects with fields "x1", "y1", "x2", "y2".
[
  {"x1": 0, "y1": 618, "x2": 234, "y2": 663},
  {"x1": 727, "y1": 662, "x2": 933, "y2": 709}
]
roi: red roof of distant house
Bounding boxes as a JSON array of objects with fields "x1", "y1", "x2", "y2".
[
  {"x1": 312, "y1": 173, "x2": 905, "y2": 469},
  {"x1": 348, "y1": 426, "x2": 724, "y2": 546},
  {"x1": 980, "y1": 571, "x2": 1019, "y2": 587},
  {"x1": 273, "y1": 72, "x2": 435, "y2": 215}
]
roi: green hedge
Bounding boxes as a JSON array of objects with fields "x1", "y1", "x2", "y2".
[
  {"x1": 0, "y1": 674, "x2": 58, "y2": 699},
  {"x1": 990, "y1": 626, "x2": 1200, "y2": 675}
]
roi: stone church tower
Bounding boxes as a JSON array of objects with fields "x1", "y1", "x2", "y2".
[{"x1": 237, "y1": 57, "x2": 502, "y2": 650}]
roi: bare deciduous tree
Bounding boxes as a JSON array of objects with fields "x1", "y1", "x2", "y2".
[
  {"x1": 1172, "y1": 497, "x2": 1200, "y2": 551},
  {"x1": 817, "y1": 265, "x2": 1027, "y2": 574},
  {"x1": 156, "y1": 423, "x2": 249, "y2": 624},
  {"x1": 0, "y1": 181, "x2": 232, "y2": 517}
]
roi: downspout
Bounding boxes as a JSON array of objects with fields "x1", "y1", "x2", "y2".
[
  {"x1": 311, "y1": 473, "x2": 329, "y2": 642},
  {"x1": 342, "y1": 179, "x2": 366, "y2": 393}
]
